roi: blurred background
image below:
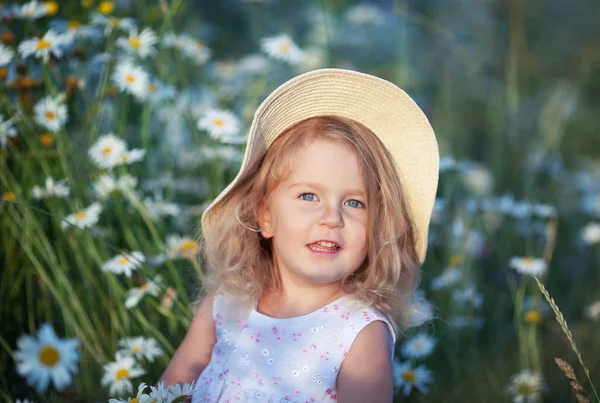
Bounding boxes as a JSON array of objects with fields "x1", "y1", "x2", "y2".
[{"x1": 1, "y1": 0, "x2": 600, "y2": 401}]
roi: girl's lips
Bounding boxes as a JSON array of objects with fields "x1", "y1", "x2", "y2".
[{"x1": 306, "y1": 244, "x2": 341, "y2": 256}]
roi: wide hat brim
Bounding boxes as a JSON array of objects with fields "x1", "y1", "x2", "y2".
[{"x1": 201, "y1": 68, "x2": 439, "y2": 264}]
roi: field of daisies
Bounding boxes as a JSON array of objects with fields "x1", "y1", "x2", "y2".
[{"x1": 1, "y1": 0, "x2": 600, "y2": 402}]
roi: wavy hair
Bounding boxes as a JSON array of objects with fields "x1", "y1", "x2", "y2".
[{"x1": 198, "y1": 116, "x2": 421, "y2": 335}]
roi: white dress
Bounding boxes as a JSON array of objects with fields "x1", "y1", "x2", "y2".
[{"x1": 192, "y1": 289, "x2": 396, "y2": 403}]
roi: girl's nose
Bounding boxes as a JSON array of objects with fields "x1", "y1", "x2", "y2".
[{"x1": 319, "y1": 204, "x2": 344, "y2": 228}]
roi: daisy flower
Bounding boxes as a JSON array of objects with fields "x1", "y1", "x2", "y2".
[
  {"x1": 146, "y1": 381, "x2": 171, "y2": 402},
  {"x1": 236, "y1": 54, "x2": 269, "y2": 75},
  {"x1": 91, "y1": 13, "x2": 136, "y2": 36},
  {"x1": 61, "y1": 202, "x2": 102, "y2": 230},
  {"x1": 165, "y1": 234, "x2": 200, "y2": 260},
  {"x1": 408, "y1": 290, "x2": 435, "y2": 327},
  {"x1": 260, "y1": 34, "x2": 303, "y2": 65},
  {"x1": 34, "y1": 95, "x2": 67, "y2": 132},
  {"x1": 509, "y1": 257, "x2": 547, "y2": 277},
  {"x1": 14, "y1": 0, "x2": 48, "y2": 20},
  {"x1": 452, "y1": 286, "x2": 484, "y2": 309},
  {"x1": 94, "y1": 173, "x2": 138, "y2": 200},
  {"x1": 112, "y1": 59, "x2": 150, "y2": 100},
  {"x1": 581, "y1": 222, "x2": 600, "y2": 245},
  {"x1": 31, "y1": 176, "x2": 70, "y2": 199},
  {"x1": 143, "y1": 197, "x2": 181, "y2": 221},
  {"x1": 125, "y1": 275, "x2": 162, "y2": 309},
  {"x1": 15, "y1": 323, "x2": 80, "y2": 393},
  {"x1": 462, "y1": 165, "x2": 494, "y2": 196},
  {"x1": 117, "y1": 28, "x2": 157, "y2": 59},
  {"x1": 400, "y1": 333, "x2": 436, "y2": 359},
  {"x1": 345, "y1": 4, "x2": 385, "y2": 26},
  {"x1": 431, "y1": 267, "x2": 461, "y2": 290},
  {"x1": 101, "y1": 251, "x2": 145, "y2": 277},
  {"x1": 117, "y1": 336, "x2": 163, "y2": 362},
  {"x1": 167, "y1": 381, "x2": 196, "y2": 400},
  {"x1": 101, "y1": 352, "x2": 146, "y2": 396},
  {"x1": 163, "y1": 33, "x2": 211, "y2": 65},
  {"x1": 505, "y1": 370, "x2": 544, "y2": 403},
  {"x1": 109, "y1": 382, "x2": 148, "y2": 403},
  {"x1": 392, "y1": 360, "x2": 433, "y2": 397},
  {"x1": 0, "y1": 44, "x2": 14, "y2": 66},
  {"x1": 19, "y1": 29, "x2": 68, "y2": 63},
  {"x1": 197, "y1": 108, "x2": 240, "y2": 140},
  {"x1": 115, "y1": 148, "x2": 146, "y2": 166},
  {"x1": 585, "y1": 300, "x2": 600, "y2": 321},
  {"x1": 0, "y1": 113, "x2": 18, "y2": 148},
  {"x1": 88, "y1": 133, "x2": 127, "y2": 169}
]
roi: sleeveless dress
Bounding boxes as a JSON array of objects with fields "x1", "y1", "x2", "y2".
[{"x1": 192, "y1": 289, "x2": 396, "y2": 403}]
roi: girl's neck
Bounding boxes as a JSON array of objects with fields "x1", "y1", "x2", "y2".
[{"x1": 256, "y1": 287, "x2": 344, "y2": 319}]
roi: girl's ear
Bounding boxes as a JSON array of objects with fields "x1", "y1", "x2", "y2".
[{"x1": 258, "y1": 203, "x2": 273, "y2": 238}]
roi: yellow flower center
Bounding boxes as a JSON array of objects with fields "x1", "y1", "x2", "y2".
[
  {"x1": 516, "y1": 381, "x2": 534, "y2": 395},
  {"x1": 102, "y1": 146, "x2": 112, "y2": 155},
  {"x1": 115, "y1": 367, "x2": 129, "y2": 380},
  {"x1": 213, "y1": 119, "x2": 224, "y2": 127},
  {"x1": 402, "y1": 370, "x2": 415, "y2": 382},
  {"x1": 39, "y1": 345, "x2": 60, "y2": 366},
  {"x1": 98, "y1": 1, "x2": 114, "y2": 15},
  {"x1": 522, "y1": 257, "x2": 534, "y2": 265},
  {"x1": 68, "y1": 20, "x2": 82, "y2": 29},
  {"x1": 140, "y1": 283, "x2": 148, "y2": 290},
  {"x1": 129, "y1": 37, "x2": 140, "y2": 48},
  {"x1": 40, "y1": 133, "x2": 54, "y2": 146},
  {"x1": 449, "y1": 254, "x2": 462, "y2": 267},
  {"x1": 2, "y1": 192, "x2": 16, "y2": 202},
  {"x1": 36, "y1": 39, "x2": 52, "y2": 50},
  {"x1": 132, "y1": 345, "x2": 141, "y2": 352},
  {"x1": 118, "y1": 257, "x2": 129, "y2": 265},
  {"x1": 125, "y1": 74, "x2": 136, "y2": 83},
  {"x1": 130, "y1": 399, "x2": 140, "y2": 403},
  {"x1": 45, "y1": 111, "x2": 55, "y2": 121},
  {"x1": 180, "y1": 240, "x2": 199, "y2": 251},
  {"x1": 43, "y1": 1, "x2": 59, "y2": 15},
  {"x1": 279, "y1": 43, "x2": 290, "y2": 54},
  {"x1": 74, "y1": 211, "x2": 87, "y2": 220},
  {"x1": 524, "y1": 310, "x2": 542, "y2": 324}
]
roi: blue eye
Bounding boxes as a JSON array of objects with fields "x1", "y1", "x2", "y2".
[
  {"x1": 345, "y1": 199, "x2": 365, "y2": 208},
  {"x1": 299, "y1": 193, "x2": 317, "y2": 201}
]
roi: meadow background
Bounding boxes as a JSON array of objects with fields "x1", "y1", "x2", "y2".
[{"x1": 1, "y1": 0, "x2": 600, "y2": 401}]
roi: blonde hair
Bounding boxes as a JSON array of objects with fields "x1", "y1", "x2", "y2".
[{"x1": 199, "y1": 116, "x2": 421, "y2": 335}]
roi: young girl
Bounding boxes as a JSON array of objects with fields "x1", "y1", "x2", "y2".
[{"x1": 159, "y1": 68, "x2": 439, "y2": 402}]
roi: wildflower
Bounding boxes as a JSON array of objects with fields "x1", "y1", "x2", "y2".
[
  {"x1": 14, "y1": 0, "x2": 47, "y2": 20},
  {"x1": 108, "y1": 382, "x2": 148, "y2": 403},
  {"x1": 261, "y1": 34, "x2": 303, "y2": 65},
  {"x1": 581, "y1": 222, "x2": 600, "y2": 245},
  {"x1": 115, "y1": 148, "x2": 146, "y2": 166},
  {"x1": 509, "y1": 257, "x2": 547, "y2": 277},
  {"x1": 34, "y1": 95, "x2": 68, "y2": 132},
  {"x1": 117, "y1": 28, "x2": 157, "y2": 59},
  {"x1": 392, "y1": 360, "x2": 433, "y2": 397},
  {"x1": 15, "y1": 323, "x2": 80, "y2": 393},
  {"x1": 400, "y1": 333, "x2": 436, "y2": 359},
  {"x1": 112, "y1": 59, "x2": 150, "y2": 100},
  {"x1": 431, "y1": 267, "x2": 461, "y2": 290},
  {"x1": 101, "y1": 352, "x2": 146, "y2": 396},
  {"x1": 236, "y1": 53, "x2": 269, "y2": 75},
  {"x1": 162, "y1": 33, "x2": 211, "y2": 65},
  {"x1": 88, "y1": 133, "x2": 127, "y2": 169},
  {"x1": 345, "y1": 4, "x2": 385, "y2": 26},
  {"x1": 165, "y1": 234, "x2": 200, "y2": 260},
  {"x1": 146, "y1": 381, "x2": 171, "y2": 401},
  {"x1": 532, "y1": 203, "x2": 557, "y2": 219},
  {"x1": 505, "y1": 370, "x2": 544, "y2": 403},
  {"x1": 18, "y1": 29, "x2": 68, "y2": 63},
  {"x1": 143, "y1": 197, "x2": 181, "y2": 221},
  {"x1": 117, "y1": 336, "x2": 163, "y2": 362},
  {"x1": 42, "y1": 1, "x2": 59, "y2": 15},
  {"x1": 452, "y1": 286, "x2": 483, "y2": 309},
  {"x1": 2, "y1": 192, "x2": 16, "y2": 202},
  {"x1": 0, "y1": 44, "x2": 14, "y2": 66},
  {"x1": 585, "y1": 300, "x2": 600, "y2": 321},
  {"x1": 94, "y1": 174, "x2": 138, "y2": 200},
  {"x1": 31, "y1": 177, "x2": 70, "y2": 199},
  {"x1": 40, "y1": 133, "x2": 54, "y2": 146},
  {"x1": 524, "y1": 310, "x2": 542, "y2": 324},
  {"x1": 61, "y1": 202, "x2": 102, "y2": 230},
  {"x1": 91, "y1": 13, "x2": 136, "y2": 36},
  {"x1": 101, "y1": 251, "x2": 145, "y2": 277},
  {"x1": 167, "y1": 381, "x2": 197, "y2": 400},
  {"x1": 0, "y1": 113, "x2": 18, "y2": 148},
  {"x1": 98, "y1": 1, "x2": 115, "y2": 15},
  {"x1": 462, "y1": 165, "x2": 494, "y2": 196},
  {"x1": 125, "y1": 276, "x2": 161, "y2": 308},
  {"x1": 197, "y1": 108, "x2": 240, "y2": 140}
]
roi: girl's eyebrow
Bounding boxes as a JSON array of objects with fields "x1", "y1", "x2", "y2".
[{"x1": 288, "y1": 181, "x2": 366, "y2": 197}]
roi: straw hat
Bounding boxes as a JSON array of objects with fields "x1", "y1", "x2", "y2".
[{"x1": 201, "y1": 68, "x2": 439, "y2": 264}]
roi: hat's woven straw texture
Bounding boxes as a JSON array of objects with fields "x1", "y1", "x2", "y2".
[{"x1": 201, "y1": 68, "x2": 439, "y2": 263}]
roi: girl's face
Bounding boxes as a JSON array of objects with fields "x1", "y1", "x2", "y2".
[{"x1": 260, "y1": 137, "x2": 368, "y2": 288}]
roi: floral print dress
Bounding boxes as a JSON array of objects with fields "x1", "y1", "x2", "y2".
[{"x1": 192, "y1": 289, "x2": 396, "y2": 403}]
